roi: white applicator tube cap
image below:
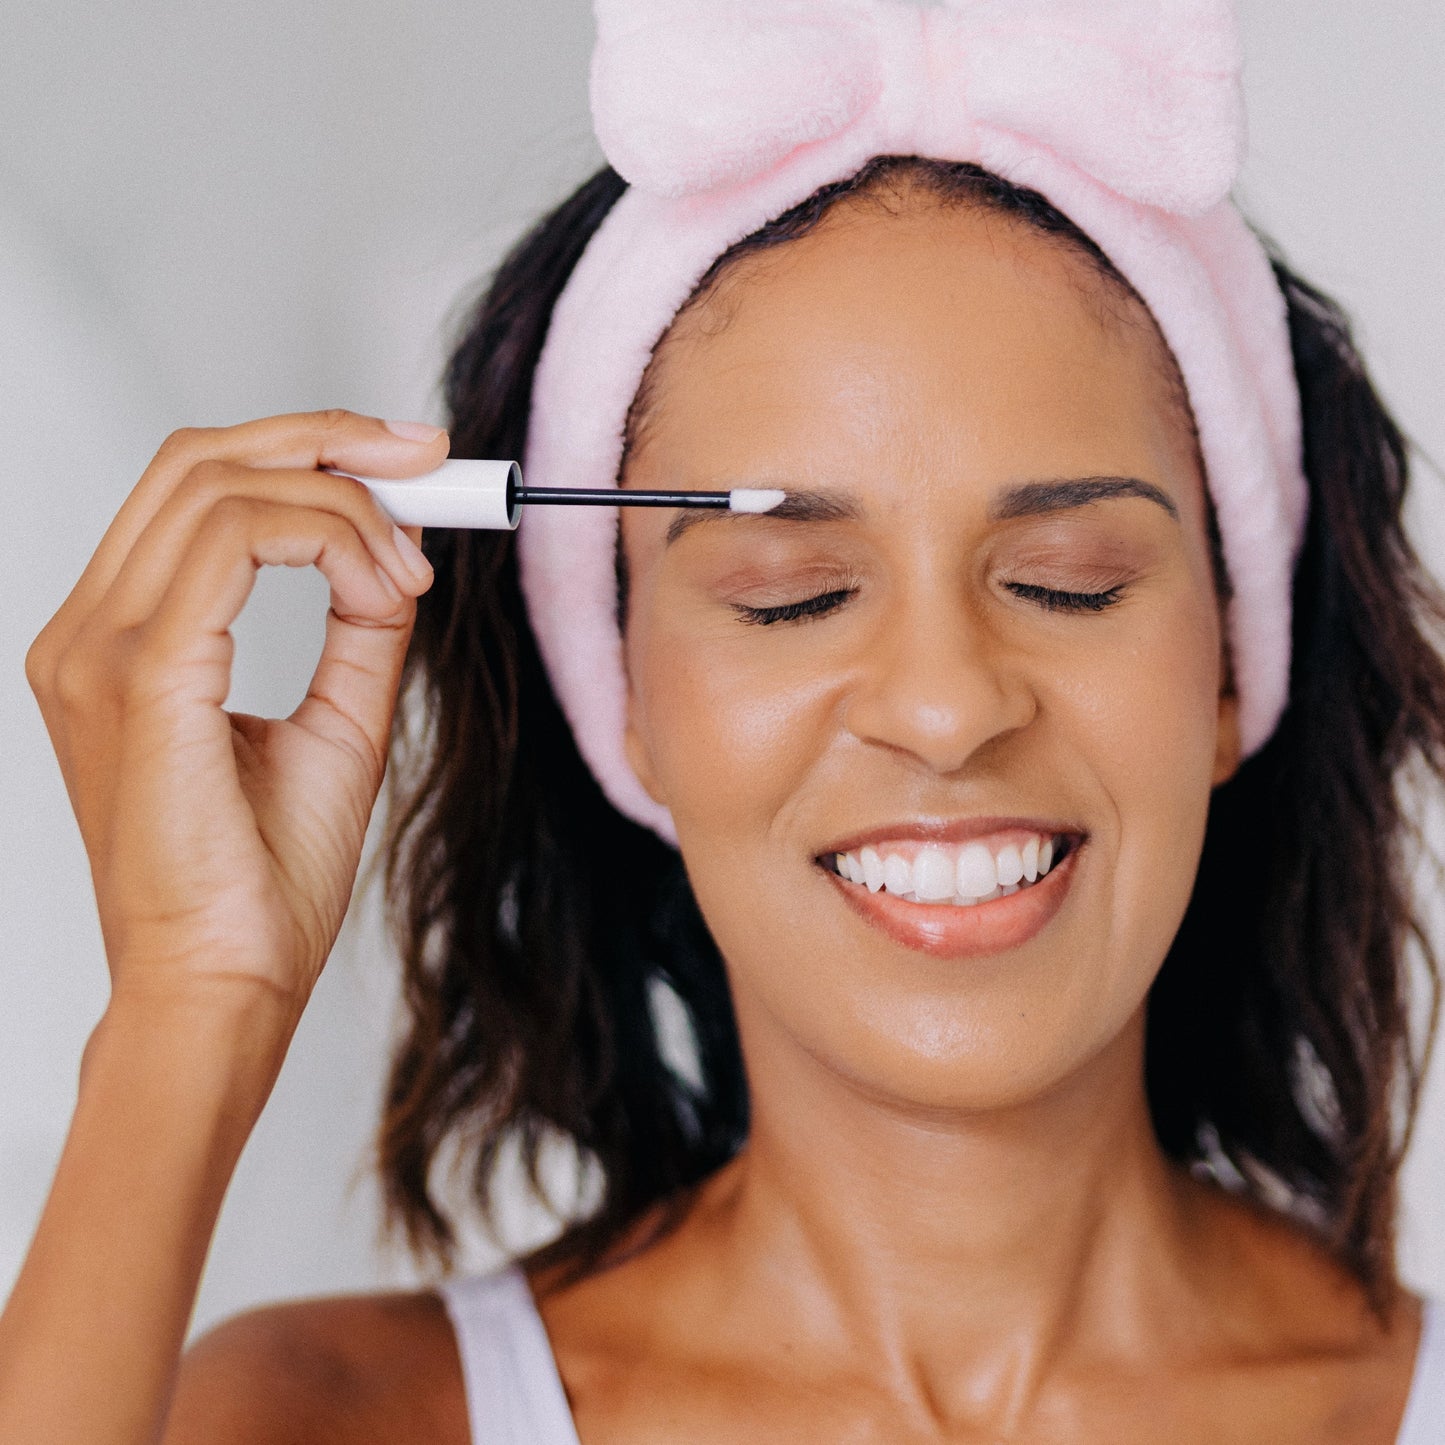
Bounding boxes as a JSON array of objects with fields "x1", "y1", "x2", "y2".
[{"x1": 335, "y1": 458, "x2": 521, "y2": 530}]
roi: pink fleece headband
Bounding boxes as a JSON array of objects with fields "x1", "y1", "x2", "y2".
[{"x1": 520, "y1": 0, "x2": 1308, "y2": 845}]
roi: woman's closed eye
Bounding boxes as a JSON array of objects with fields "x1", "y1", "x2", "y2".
[
  {"x1": 732, "y1": 587, "x2": 856, "y2": 626},
  {"x1": 1004, "y1": 581, "x2": 1127, "y2": 613},
  {"x1": 731, "y1": 578, "x2": 1130, "y2": 626}
]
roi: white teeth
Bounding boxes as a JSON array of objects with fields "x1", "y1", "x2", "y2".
[
  {"x1": 913, "y1": 847, "x2": 955, "y2": 902},
  {"x1": 883, "y1": 854, "x2": 912, "y2": 897},
  {"x1": 861, "y1": 846, "x2": 885, "y2": 892},
  {"x1": 955, "y1": 843, "x2": 997, "y2": 900},
  {"x1": 832, "y1": 834, "x2": 1063, "y2": 907}
]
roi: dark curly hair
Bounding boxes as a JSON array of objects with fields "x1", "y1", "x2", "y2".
[{"x1": 379, "y1": 157, "x2": 1445, "y2": 1310}]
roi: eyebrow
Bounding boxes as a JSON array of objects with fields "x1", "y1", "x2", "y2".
[
  {"x1": 659, "y1": 472, "x2": 1178, "y2": 547},
  {"x1": 663, "y1": 488, "x2": 860, "y2": 545},
  {"x1": 988, "y1": 475, "x2": 1179, "y2": 523}
]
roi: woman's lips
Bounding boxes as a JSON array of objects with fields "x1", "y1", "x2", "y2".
[{"x1": 824, "y1": 840, "x2": 1080, "y2": 959}]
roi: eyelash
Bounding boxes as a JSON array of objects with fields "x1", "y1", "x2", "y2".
[
  {"x1": 734, "y1": 589, "x2": 856, "y2": 626},
  {"x1": 734, "y1": 581, "x2": 1124, "y2": 627},
  {"x1": 1004, "y1": 581, "x2": 1125, "y2": 613}
]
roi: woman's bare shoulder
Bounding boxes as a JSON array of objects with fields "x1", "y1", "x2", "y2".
[
  {"x1": 1188, "y1": 1181, "x2": 1426, "y2": 1439},
  {"x1": 162, "y1": 1289, "x2": 469, "y2": 1445}
]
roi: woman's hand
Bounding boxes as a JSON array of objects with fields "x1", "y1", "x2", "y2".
[
  {"x1": 0, "y1": 410, "x2": 448, "y2": 1445},
  {"x1": 25, "y1": 409, "x2": 444, "y2": 1025}
]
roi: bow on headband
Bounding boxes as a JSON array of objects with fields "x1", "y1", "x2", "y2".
[{"x1": 592, "y1": 0, "x2": 1245, "y2": 216}]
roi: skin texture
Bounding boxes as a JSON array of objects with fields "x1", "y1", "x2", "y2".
[{"x1": 0, "y1": 190, "x2": 1424, "y2": 1443}]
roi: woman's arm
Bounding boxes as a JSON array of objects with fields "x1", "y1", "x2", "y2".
[
  {"x1": 0, "y1": 995, "x2": 292, "y2": 1442},
  {"x1": 0, "y1": 410, "x2": 445, "y2": 1444}
]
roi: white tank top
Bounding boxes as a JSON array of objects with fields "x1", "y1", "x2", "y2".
[{"x1": 441, "y1": 1266, "x2": 1445, "y2": 1444}]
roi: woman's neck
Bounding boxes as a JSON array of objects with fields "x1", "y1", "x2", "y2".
[
  {"x1": 534, "y1": 999, "x2": 1403, "y2": 1442},
  {"x1": 691, "y1": 1004, "x2": 1214, "y2": 1409}
]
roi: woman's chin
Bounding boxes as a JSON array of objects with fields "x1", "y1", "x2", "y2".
[
  {"x1": 698, "y1": 837, "x2": 1145, "y2": 1113},
  {"x1": 794, "y1": 1008, "x2": 1127, "y2": 1121}
]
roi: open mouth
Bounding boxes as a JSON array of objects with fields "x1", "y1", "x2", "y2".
[{"x1": 823, "y1": 831, "x2": 1077, "y2": 909}]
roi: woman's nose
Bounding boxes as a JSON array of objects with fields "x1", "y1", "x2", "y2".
[{"x1": 842, "y1": 593, "x2": 1038, "y2": 776}]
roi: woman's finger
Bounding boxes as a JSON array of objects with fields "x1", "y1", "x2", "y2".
[
  {"x1": 132, "y1": 496, "x2": 414, "y2": 710},
  {"x1": 94, "y1": 461, "x2": 431, "y2": 634},
  {"x1": 37, "y1": 410, "x2": 445, "y2": 655},
  {"x1": 288, "y1": 597, "x2": 418, "y2": 786}
]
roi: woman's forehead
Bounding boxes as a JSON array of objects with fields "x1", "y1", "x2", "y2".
[
  {"x1": 682, "y1": 184, "x2": 1146, "y2": 341},
  {"x1": 624, "y1": 194, "x2": 1200, "y2": 508}
]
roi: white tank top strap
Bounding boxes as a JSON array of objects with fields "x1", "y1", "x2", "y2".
[
  {"x1": 439, "y1": 1266, "x2": 581, "y2": 1445},
  {"x1": 1397, "y1": 1298, "x2": 1445, "y2": 1445}
]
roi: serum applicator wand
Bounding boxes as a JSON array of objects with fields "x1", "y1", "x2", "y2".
[{"x1": 330, "y1": 458, "x2": 786, "y2": 530}]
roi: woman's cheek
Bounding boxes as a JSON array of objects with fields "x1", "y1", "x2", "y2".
[
  {"x1": 1065, "y1": 595, "x2": 1222, "y2": 966},
  {"x1": 631, "y1": 614, "x2": 848, "y2": 844}
]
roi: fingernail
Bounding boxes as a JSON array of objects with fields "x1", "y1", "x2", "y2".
[
  {"x1": 383, "y1": 418, "x2": 447, "y2": 444},
  {"x1": 392, "y1": 525, "x2": 433, "y2": 583}
]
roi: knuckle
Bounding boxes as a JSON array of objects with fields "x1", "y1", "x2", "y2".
[
  {"x1": 52, "y1": 643, "x2": 101, "y2": 712},
  {"x1": 24, "y1": 630, "x2": 55, "y2": 697},
  {"x1": 329, "y1": 470, "x2": 370, "y2": 507},
  {"x1": 321, "y1": 505, "x2": 357, "y2": 541},
  {"x1": 314, "y1": 407, "x2": 358, "y2": 436},
  {"x1": 204, "y1": 491, "x2": 260, "y2": 533},
  {"x1": 178, "y1": 457, "x2": 236, "y2": 506},
  {"x1": 155, "y1": 426, "x2": 208, "y2": 463}
]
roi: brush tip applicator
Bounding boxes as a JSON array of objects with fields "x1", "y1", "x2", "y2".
[
  {"x1": 331, "y1": 459, "x2": 785, "y2": 530},
  {"x1": 726, "y1": 487, "x2": 788, "y2": 514}
]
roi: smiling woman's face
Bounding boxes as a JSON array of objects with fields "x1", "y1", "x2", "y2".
[{"x1": 619, "y1": 187, "x2": 1239, "y2": 1112}]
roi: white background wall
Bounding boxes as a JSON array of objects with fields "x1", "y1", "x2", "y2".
[{"x1": 0, "y1": 1, "x2": 1441, "y2": 1335}]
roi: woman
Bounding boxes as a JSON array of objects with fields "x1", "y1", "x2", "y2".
[{"x1": 3, "y1": 0, "x2": 1443, "y2": 1440}]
